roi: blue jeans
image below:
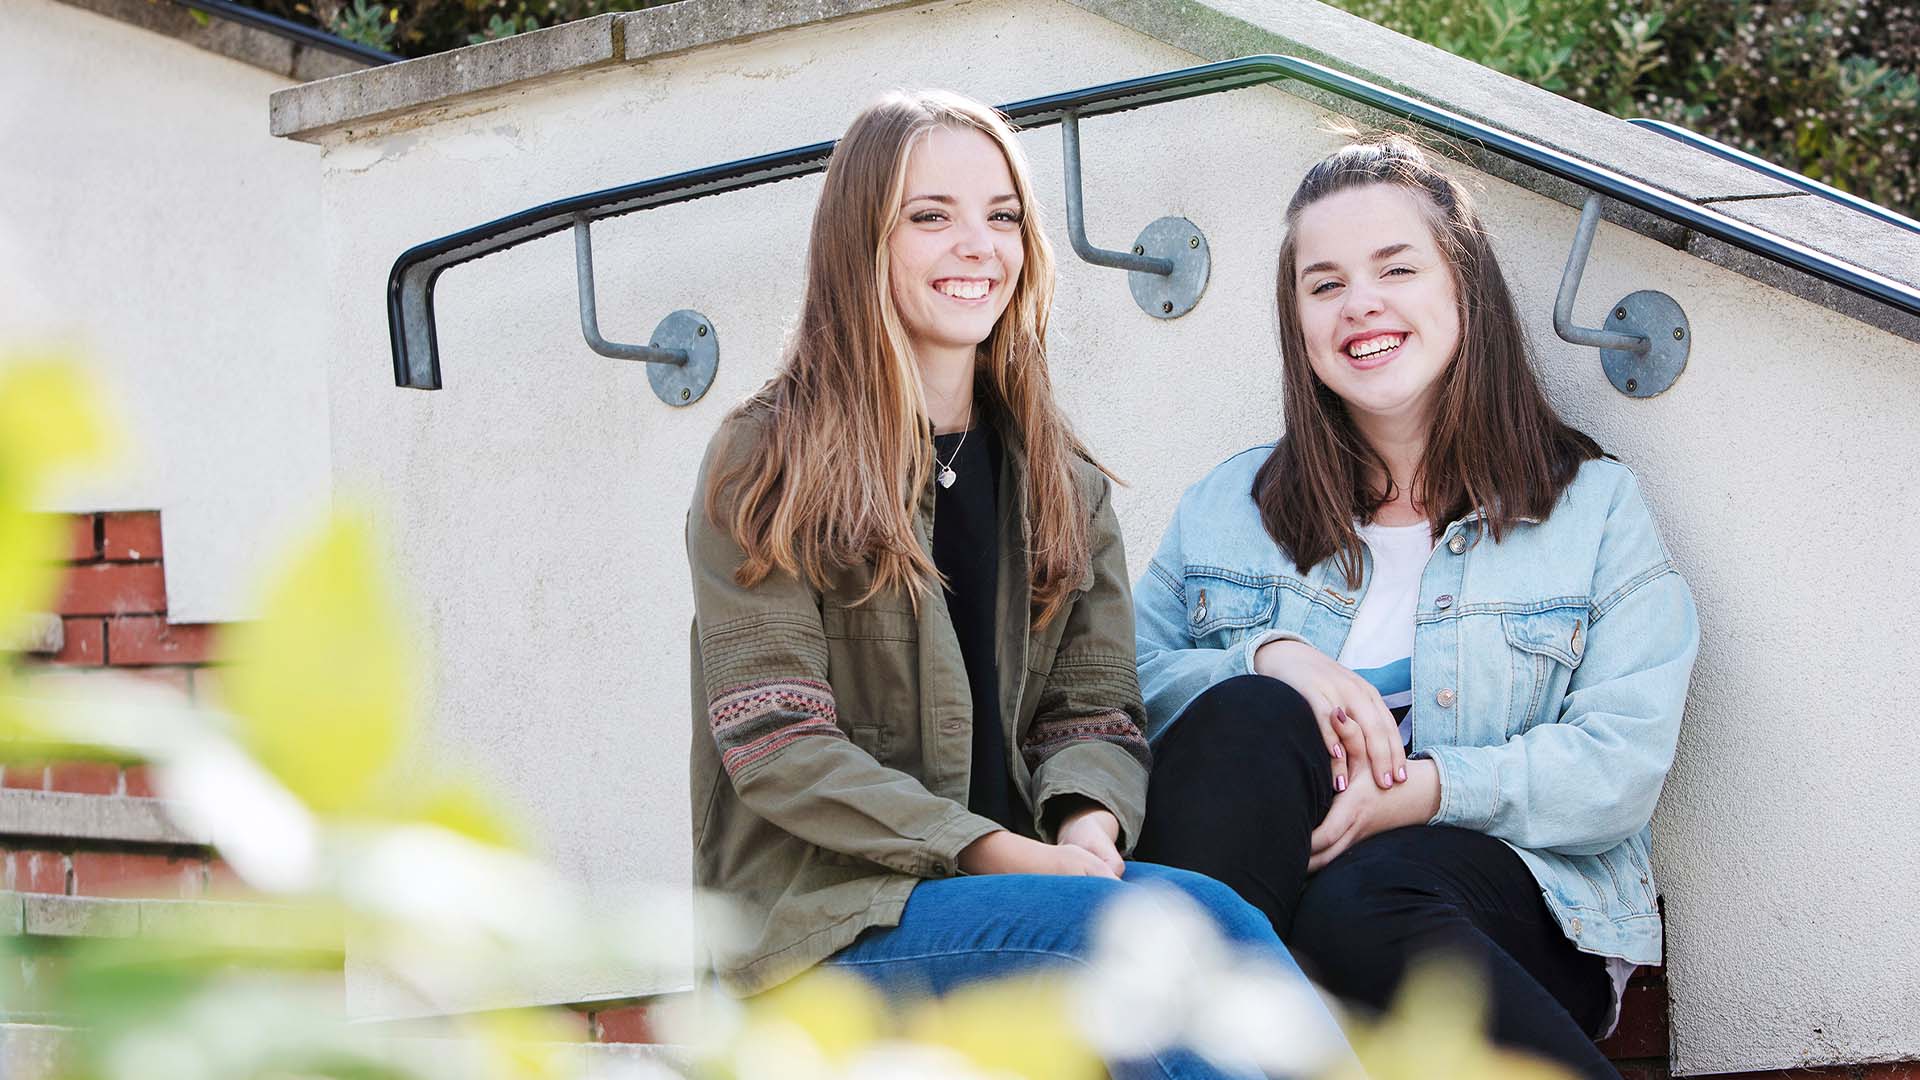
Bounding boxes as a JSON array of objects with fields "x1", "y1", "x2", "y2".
[{"x1": 822, "y1": 861, "x2": 1340, "y2": 1079}]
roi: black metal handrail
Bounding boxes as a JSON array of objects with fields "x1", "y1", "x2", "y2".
[
  {"x1": 386, "y1": 53, "x2": 1920, "y2": 391},
  {"x1": 175, "y1": 0, "x2": 400, "y2": 66}
]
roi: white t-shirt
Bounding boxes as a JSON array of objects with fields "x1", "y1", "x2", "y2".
[
  {"x1": 1336, "y1": 517, "x2": 1636, "y2": 1035},
  {"x1": 1337, "y1": 519, "x2": 1432, "y2": 745}
]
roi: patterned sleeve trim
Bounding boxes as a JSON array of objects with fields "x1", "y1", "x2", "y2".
[
  {"x1": 1021, "y1": 710, "x2": 1151, "y2": 773},
  {"x1": 710, "y1": 677, "x2": 847, "y2": 779}
]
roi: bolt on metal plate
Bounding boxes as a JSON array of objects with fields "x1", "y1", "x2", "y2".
[
  {"x1": 647, "y1": 309, "x2": 718, "y2": 407},
  {"x1": 1128, "y1": 216, "x2": 1209, "y2": 319},
  {"x1": 1601, "y1": 290, "x2": 1689, "y2": 398}
]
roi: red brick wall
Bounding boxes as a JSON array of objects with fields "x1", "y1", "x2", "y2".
[
  {"x1": 17, "y1": 511, "x2": 222, "y2": 798},
  {"x1": 0, "y1": 846, "x2": 238, "y2": 899},
  {"x1": 6, "y1": 510, "x2": 243, "y2": 899}
]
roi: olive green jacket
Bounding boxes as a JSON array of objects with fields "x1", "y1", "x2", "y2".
[{"x1": 686, "y1": 408, "x2": 1151, "y2": 994}]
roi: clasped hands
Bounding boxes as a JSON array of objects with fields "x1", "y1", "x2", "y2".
[
  {"x1": 958, "y1": 639, "x2": 1445, "y2": 878},
  {"x1": 1254, "y1": 639, "x2": 1442, "y2": 871},
  {"x1": 957, "y1": 802, "x2": 1126, "y2": 878}
]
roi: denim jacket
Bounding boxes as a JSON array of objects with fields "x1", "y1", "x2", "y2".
[{"x1": 1135, "y1": 445, "x2": 1699, "y2": 965}]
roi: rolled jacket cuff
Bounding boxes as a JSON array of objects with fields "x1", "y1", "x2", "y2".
[
  {"x1": 1031, "y1": 743, "x2": 1149, "y2": 853},
  {"x1": 923, "y1": 807, "x2": 1010, "y2": 878},
  {"x1": 1418, "y1": 743, "x2": 1494, "y2": 831},
  {"x1": 1216, "y1": 629, "x2": 1309, "y2": 683}
]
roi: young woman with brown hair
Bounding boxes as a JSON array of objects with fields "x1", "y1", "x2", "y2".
[
  {"x1": 686, "y1": 90, "x2": 1339, "y2": 1079},
  {"x1": 1132, "y1": 135, "x2": 1700, "y2": 1079}
]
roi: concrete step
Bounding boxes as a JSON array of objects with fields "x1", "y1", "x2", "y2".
[
  {"x1": 0, "y1": 1023, "x2": 685, "y2": 1080},
  {"x1": 0, "y1": 788, "x2": 205, "y2": 847}
]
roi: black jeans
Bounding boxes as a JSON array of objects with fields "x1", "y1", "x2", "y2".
[{"x1": 1134, "y1": 675, "x2": 1620, "y2": 1080}]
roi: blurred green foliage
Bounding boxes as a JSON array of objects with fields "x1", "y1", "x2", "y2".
[
  {"x1": 1326, "y1": 0, "x2": 1919, "y2": 217},
  {"x1": 329, "y1": 0, "x2": 398, "y2": 51}
]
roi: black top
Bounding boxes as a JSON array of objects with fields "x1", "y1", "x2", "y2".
[{"x1": 931, "y1": 422, "x2": 1021, "y2": 834}]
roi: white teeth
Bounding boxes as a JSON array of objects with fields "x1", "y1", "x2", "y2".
[
  {"x1": 935, "y1": 279, "x2": 990, "y2": 300},
  {"x1": 1348, "y1": 334, "x2": 1403, "y2": 358}
]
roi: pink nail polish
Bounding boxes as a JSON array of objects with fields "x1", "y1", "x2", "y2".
[
  {"x1": 1396, "y1": 766, "x2": 1408, "y2": 782},
  {"x1": 1335, "y1": 775, "x2": 1347, "y2": 792},
  {"x1": 1381, "y1": 772, "x2": 1393, "y2": 788},
  {"x1": 1332, "y1": 743, "x2": 1345, "y2": 760}
]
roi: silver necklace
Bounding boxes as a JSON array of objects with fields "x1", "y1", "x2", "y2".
[{"x1": 933, "y1": 404, "x2": 972, "y2": 489}]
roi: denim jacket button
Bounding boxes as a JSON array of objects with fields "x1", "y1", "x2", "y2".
[
  {"x1": 1447, "y1": 535, "x2": 1466, "y2": 555},
  {"x1": 1570, "y1": 916, "x2": 1583, "y2": 934},
  {"x1": 1571, "y1": 620, "x2": 1585, "y2": 658},
  {"x1": 1434, "y1": 594, "x2": 1454, "y2": 611},
  {"x1": 1435, "y1": 687, "x2": 1457, "y2": 708}
]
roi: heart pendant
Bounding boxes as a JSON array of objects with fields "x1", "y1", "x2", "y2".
[{"x1": 938, "y1": 466, "x2": 957, "y2": 489}]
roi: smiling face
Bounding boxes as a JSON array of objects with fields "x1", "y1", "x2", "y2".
[
  {"x1": 1292, "y1": 183, "x2": 1462, "y2": 433},
  {"x1": 885, "y1": 124, "x2": 1026, "y2": 369}
]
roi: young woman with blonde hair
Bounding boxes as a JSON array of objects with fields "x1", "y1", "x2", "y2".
[
  {"x1": 686, "y1": 90, "x2": 1337, "y2": 1079},
  {"x1": 1133, "y1": 135, "x2": 1699, "y2": 1079}
]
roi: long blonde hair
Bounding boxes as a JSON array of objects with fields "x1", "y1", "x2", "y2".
[{"x1": 707, "y1": 89, "x2": 1099, "y2": 627}]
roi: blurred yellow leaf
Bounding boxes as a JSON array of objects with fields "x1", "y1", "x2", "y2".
[
  {"x1": 468, "y1": 1007, "x2": 587, "y2": 1080},
  {"x1": 0, "y1": 511, "x2": 62, "y2": 634},
  {"x1": 396, "y1": 776, "x2": 528, "y2": 850},
  {"x1": 0, "y1": 355, "x2": 111, "y2": 633},
  {"x1": 220, "y1": 513, "x2": 414, "y2": 815},
  {"x1": 1324, "y1": 958, "x2": 1577, "y2": 1080},
  {"x1": 0, "y1": 353, "x2": 111, "y2": 479},
  {"x1": 752, "y1": 968, "x2": 889, "y2": 1063},
  {"x1": 907, "y1": 974, "x2": 1104, "y2": 1080}
]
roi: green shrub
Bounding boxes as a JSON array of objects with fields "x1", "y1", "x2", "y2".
[
  {"x1": 1328, "y1": 0, "x2": 1919, "y2": 218},
  {"x1": 327, "y1": 0, "x2": 396, "y2": 51}
]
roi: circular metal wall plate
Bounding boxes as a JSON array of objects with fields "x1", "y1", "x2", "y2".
[
  {"x1": 1601, "y1": 290, "x2": 1689, "y2": 398},
  {"x1": 647, "y1": 309, "x2": 718, "y2": 407},
  {"x1": 1128, "y1": 216, "x2": 1210, "y2": 319}
]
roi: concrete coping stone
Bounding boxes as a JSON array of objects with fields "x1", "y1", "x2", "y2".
[
  {"x1": 262, "y1": 0, "x2": 1920, "y2": 340},
  {"x1": 51, "y1": 0, "x2": 368, "y2": 82},
  {"x1": 268, "y1": 0, "x2": 922, "y2": 140},
  {"x1": 0, "y1": 790, "x2": 210, "y2": 847},
  {"x1": 2, "y1": 892, "x2": 341, "y2": 950}
]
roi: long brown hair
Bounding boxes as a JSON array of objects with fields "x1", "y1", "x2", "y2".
[
  {"x1": 1256, "y1": 133, "x2": 1603, "y2": 588},
  {"x1": 707, "y1": 89, "x2": 1100, "y2": 627}
]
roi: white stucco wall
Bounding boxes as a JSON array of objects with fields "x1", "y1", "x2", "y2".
[
  {"x1": 0, "y1": 0, "x2": 332, "y2": 623},
  {"x1": 295, "y1": 0, "x2": 1919, "y2": 1069}
]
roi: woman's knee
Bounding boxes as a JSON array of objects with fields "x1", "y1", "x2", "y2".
[
  {"x1": 1185, "y1": 674, "x2": 1314, "y2": 725},
  {"x1": 1159, "y1": 675, "x2": 1323, "y2": 767},
  {"x1": 1291, "y1": 831, "x2": 1458, "y2": 951}
]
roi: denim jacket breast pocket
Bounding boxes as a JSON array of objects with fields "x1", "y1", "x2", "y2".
[
  {"x1": 1184, "y1": 571, "x2": 1279, "y2": 648},
  {"x1": 1500, "y1": 604, "x2": 1587, "y2": 736}
]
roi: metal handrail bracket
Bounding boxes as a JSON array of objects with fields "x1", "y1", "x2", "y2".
[
  {"x1": 572, "y1": 216, "x2": 716, "y2": 406},
  {"x1": 1554, "y1": 196, "x2": 1689, "y2": 397},
  {"x1": 1059, "y1": 111, "x2": 1209, "y2": 318},
  {"x1": 385, "y1": 54, "x2": 1920, "y2": 393}
]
